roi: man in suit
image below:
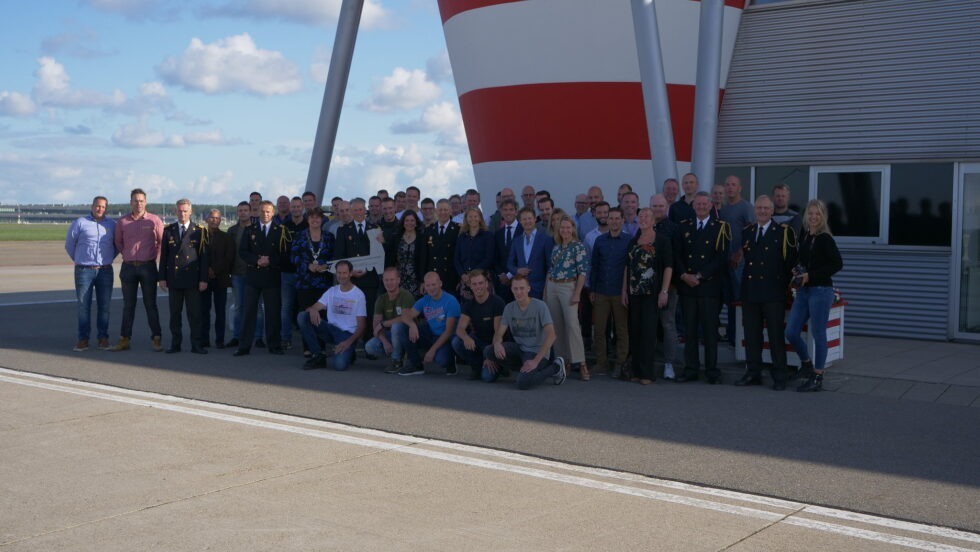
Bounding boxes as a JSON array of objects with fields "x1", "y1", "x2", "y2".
[
  {"x1": 334, "y1": 197, "x2": 381, "y2": 342},
  {"x1": 507, "y1": 206, "x2": 554, "y2": 300},
  {"x1": 419, "y1": 199, "x2": 460, "y2": 295},
  {"x1": 736, "y1": 195, "x2": 798, "y2": 390},
  {"x1": 235, "y1": 200, "x2": 287, "y2": 356},
  {"x1": 202, "y1": 209, "x2": 235, "y2": 349},
  {"x1": 158, "y1": 199, "x2": 209, "y2": 354},
  {"x1": 493, "y1": 198, "x2": 520, "y2": 302},
  {"x1": 676, "y1": 192, "x2": 730, "y2": 384}
]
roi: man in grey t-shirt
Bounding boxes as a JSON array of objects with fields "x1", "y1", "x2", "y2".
[
  {"x1": 719, "y1": 175, "x2": 756, "y2": 346},
  {"x1": 482, "y1": 275, "x2": 566, "y2": 389}
]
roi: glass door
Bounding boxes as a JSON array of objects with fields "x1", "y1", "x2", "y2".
[{"x1": 954, "y1": 164, "x2": 980, "y2": 340}]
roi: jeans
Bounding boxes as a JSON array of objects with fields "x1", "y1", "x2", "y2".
[
  {"x1": 75, "y1": 265, "x2": 113, "y2": 340},
  {"x1": 231, "y1": 274, "x2": 263, "y2": 340},
  {"x1": 365, "y1": 323, "x2": 408, "y2": 362},
  {"x1": 280, "y1": 272, "x2": 298, "y2": 343},
  {"x1": 785, "y1": 286, "x2": 835, "y2": 371},
  {"x1": 297, "y1": 313, "x2": 356, "y2": 371},
  {"x1": 201, "y1": 282, "x2": 228, "y2": 344},
  {"x1": 451, "y1": 333, "x2": 490, "y2": 376},
  {"x1": 404, "y1": 322, "x2": 454, "y2": 370},
  {"x1": 119, "y1": 261, "x2": 162, "y2": 339},
  {"x1": 481, "y1": 342, "x2": 558, "y2": 389}
]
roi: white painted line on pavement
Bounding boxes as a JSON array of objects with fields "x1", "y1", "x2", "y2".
[{"x1": 0, "y1": 367, "x2": 977, "y2": 551}]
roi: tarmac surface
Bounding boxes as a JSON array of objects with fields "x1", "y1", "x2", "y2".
[{"x1": 1, "y1": 243, "x2": 978, "y2": 550}]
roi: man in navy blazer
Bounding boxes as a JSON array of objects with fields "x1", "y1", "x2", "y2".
[
  {"x1": 235, "y1": 200, "x2": 288, "y2": 356},
  {"x1": 507, "y1": 206, "x2": 554, "y2": 299},
  {"x1": 493, "y1": 199, "x2": 520, "y2": 302}
]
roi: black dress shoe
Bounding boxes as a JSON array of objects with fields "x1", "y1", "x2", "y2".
[
  {"x1": 201, "y1": 341, "x2": 211, "y2": 348},
  {"x1": 226, "y1": 338, "x2": 239, "y2": 347},
  {"x1": 215, "y1": 341, "x2": 225, "y2": 349},
  {"x1": 165, "y1": 347, "x2": 181, "y2": 354},
  {"x1": 734, "y1": 374, "x2": 763, "y2": 386},
  {"x1": 674, "y1": 373, "x2": 697, "y2": 383},
  {"x1": 191, "y1": 347, "x2": 208, "y2": 354},
  {"x1": 772, "y1": 381, "x2": 786, "y2": 391},
  {"x1": 303, "y1": 353, "x2": 327, "y2": 370},
  {"x1": 233, "y1": 349, "x2": 249, "y2": 356},
  {"x1": 268, "y1": 347, "x2": 284, "y2": 355},
  {"x1": 706, "y1": 375, "x2": 721, "y2": 385},
  {"x1": 254, "y1": 338, "x2": 266, "y2": 348}
]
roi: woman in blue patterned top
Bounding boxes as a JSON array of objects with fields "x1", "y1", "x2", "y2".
[
  {"x1": 291, "y1": 207, "x2": 335, "y2": 355},
  {"x1": 625, "y1": 208, "x2": 673, "y2": 384},
  {"x1": 546, "y1": 215, "x2": 590, "y2": 380}
]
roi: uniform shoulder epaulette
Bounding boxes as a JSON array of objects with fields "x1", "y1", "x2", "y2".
[{"x1": 743, "y1": 222, "x2": 754, "y2": 231}]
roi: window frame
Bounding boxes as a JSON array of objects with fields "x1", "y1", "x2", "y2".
[{"x1": 809, "y1": 165, "x2": 891, "y2": 245}]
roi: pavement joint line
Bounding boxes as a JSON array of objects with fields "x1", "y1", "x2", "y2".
[
  {"x1": 1, "y1": 368, "x2": 977, "y2": 550},
  {"x1": 719, "y1": 507, "x2": 807, "y2": 551}
]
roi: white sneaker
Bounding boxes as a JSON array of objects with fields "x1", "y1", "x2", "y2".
[
  {"x1": 663, "y1": 363, "x2": 676, "y2": 380},
  {"x1": 553, "y1": 357, "x2": 566, "y2": 385}
]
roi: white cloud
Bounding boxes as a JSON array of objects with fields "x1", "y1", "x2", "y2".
[
  {"x1": 63, "y1": 124, "x2": 92, "y2": 135},
  {"x1": 32, "y1": 57, "x2": 126, "y2": 109},
  {"x1": 361, "y1": 68, "x2": 441, "y2": 113},
  {"x1": 310, "y1": 46, "x2": 330, "y2": 84},
  {"x1": 391, "y1": 101, "x2": 467, "y2": 146},
  {"x1": 111, "y1": 121, "x2": 240, "y2": 148},
  {"x1": 203, "y1": 0, "x2": 392, "y2": 30},
  {"x1": 157, "y1": 34, "x2": 302, "y2": 96},
  {"x1": 0, "y1": 92, "x2": 37, "y2": 117},
  {"x1": 41, "y1": 25, "x2": 116, "y2": 58},
  {"x1": 325, "y1": 142, "x2": 473, "y2": 201}
]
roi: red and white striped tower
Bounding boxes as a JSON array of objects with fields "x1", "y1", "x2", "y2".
[{"x1": 438, "y1": 0, "x2": 746, "y2": 208}]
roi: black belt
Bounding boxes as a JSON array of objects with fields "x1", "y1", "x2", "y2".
[
  {"x1": 123, "y1": 260, "x2": 153, "y2": 266},
  {"x1": 78, "y1": 265, "x2": 112, "y2": 270}
]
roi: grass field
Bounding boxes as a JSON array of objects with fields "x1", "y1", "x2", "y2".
[{"x1": 0, "y1": 223, "x2": 70, "y2": 241}]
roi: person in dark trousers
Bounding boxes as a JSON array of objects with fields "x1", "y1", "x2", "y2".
[
  {"x1": 158, "y1": 199, "x2": 209, "y2": 354},
  {"x1": 201, "y1": 209, "x2": 235, "y2": 349},
  {"x1": 235, "y1": 200, "x2": 287, "y2": 356}
]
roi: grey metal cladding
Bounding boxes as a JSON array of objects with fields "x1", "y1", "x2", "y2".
[{"x1": 716, "y1": 0, "x2": 980, "y2": 165}]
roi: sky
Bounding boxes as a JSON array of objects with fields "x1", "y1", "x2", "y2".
[{"x1": 0, "y1": 0, "x2": 472, "y2": 207}]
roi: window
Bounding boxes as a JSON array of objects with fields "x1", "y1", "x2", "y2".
[
  {"x1": 755, "y1": 166, "x2": 808, "y2": 213},
  {"x1": 811, "y1": 166, "x2": 889, "y2": 243},
  {"x1": 888, "y1": 163, "x2": 953, "y2": 246}
]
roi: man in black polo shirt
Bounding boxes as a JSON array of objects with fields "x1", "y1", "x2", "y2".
[{"x1": 452, "y1": 270, "x2": 505, "y2": 379}]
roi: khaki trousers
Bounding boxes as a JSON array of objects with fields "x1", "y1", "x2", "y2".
[
  {"x1": 592, "y1": 293, "x2": 629, "y2": 369},
  {"x1": 544, "y1": 280, "x2": 586, "y2": 364}
]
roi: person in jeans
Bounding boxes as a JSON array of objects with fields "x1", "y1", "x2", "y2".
[
  {"x1": 786, "y1": 199, "x2": 843, "y2": 393},
  {"x1": 366, "y1": 267, "x2": 415, "y2": 373},
  {"x1": 299, "y1": 260, "x2": 367, "y2": 371},
  {"x1": 452, "y1": 270, "x2": 505, "y2": 379},
  {"x1": 483, "y1": 275, "x2": 566, "y2": 389},
  {"x1": 226, "y1": 201, "x2": 264, "y2": 348},
  {"x1": 395, "y1": 271, "x2": 460, "y2": 376},
  {"x1": 65, "y1": 195, "x2": 117, "y2": 351},
  {"x1": 279, "y1": 196, "x2": 308, "y2": 350},
  {"x1": 650, "y1": 194, "x2": 684, "y2": 379},
  {"x1": 110, "y1": 188, "x2": 164, "y2": 352}
]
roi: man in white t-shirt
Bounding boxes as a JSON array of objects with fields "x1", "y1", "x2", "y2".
[{"x1": 298, "y1": 260, "x2": 367, "y2": 371}]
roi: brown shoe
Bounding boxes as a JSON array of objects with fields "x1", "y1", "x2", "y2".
[
  {"x1": 579, "y1": 363, "x2": 591, "y2": 381},
  {"x1": 73, "y1": 340, "x2": 89, "y2": 352},
  {"x1": 109, "y1": 337, "x2": 131, "y2": 352},
  {"x1": 151, "y1": 336, "x2": 163, "y2": 352},
  {"x1": 97, "y1": 338, "x2": 111, "y2": 350}
]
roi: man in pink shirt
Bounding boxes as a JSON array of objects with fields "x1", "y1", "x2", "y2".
[{"x1": 110, "y1": 188, "x2": 165, "y2": 352}]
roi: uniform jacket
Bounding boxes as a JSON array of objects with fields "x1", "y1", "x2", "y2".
[
  {"x1": 677, "y1": 218, "x2": 729, "y2": 298},
  {"x1": 240, "y1": 220, "x2": 288, "y2": 288},
  {"x1": 335, "y1": 219, "x2": 380, "y2": 288},
  {"x1": 741, "y1": 222, "x2": 798, "y2": 303},
  {"x1": 159, "y1": 222, "x2": 209, "y2": 289},
  {"x1": 420, "y1": 220, "x2": 460, "y2": 290}
]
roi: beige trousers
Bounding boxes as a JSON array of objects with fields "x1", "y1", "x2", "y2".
[{"x1": 544, "y1": 280, "x2": 586, "y2": 364}]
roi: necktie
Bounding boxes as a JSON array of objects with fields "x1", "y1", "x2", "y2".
[
  {"x1": 698, "y1": 221, "x2": 704, "y2": 232},
  {"x1": 358, "y1": 223, "x2": 365, "y2": 239},
  {"x1": 505, "y1": 226, "x2": 512, "y2": 248},
  {"x1": 179, "y1": 224, "x2": 185, "y2": 240},
  {"x1": 440, "y1": 225, "x2": 445, "y2": 236},
  {"x1": 756, "y1": 225, "x2": 763, "y2": 242},
  {"x1": 263, "y1": 224, "x2": 268, "y2": 237}
]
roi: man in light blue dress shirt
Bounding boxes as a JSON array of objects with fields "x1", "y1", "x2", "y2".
[{"x1": 65, "y1": 196, "x2": 117, "y2": 351}]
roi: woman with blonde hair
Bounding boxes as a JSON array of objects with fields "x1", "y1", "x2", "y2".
[
  {"x1": 785, "y1": 199, "x2": 843, "y2": 392},
  {"x1": 546, "y1": 216, "x2": 590, "y2": 380},
  {"x1": 454, "y1": 207, "x2": 494, "y2": 300}
]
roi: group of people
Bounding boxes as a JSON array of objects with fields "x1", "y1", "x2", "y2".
[{"x1": 66, "y1": 176, "x2": 842, "y2": 392}]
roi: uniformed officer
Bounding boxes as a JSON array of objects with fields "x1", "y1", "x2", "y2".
[
  {"x1": 736, "y1": 195, "x2": 798, "y2": 390},
  {"x1": 676, "y1": 191, "x2": 730, "y2": 384},
  {"x1": 335, "y1": 197, "x2": 381, "y2": 338},
  {"x1": 158, "y1": 198, "x2": 210, "y2": 354},
  {"x1": 235, "y1": 200, "x2": 289, "y2": 356},
  {"x1": 419, "y1": 198, "x2": 460, "y2": 295}
]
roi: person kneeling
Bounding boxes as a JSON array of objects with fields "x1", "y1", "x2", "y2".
[
  {"x1": 365, "y1": 267, "x2": 416, "y2": 373},
  {"x1": 297, "y1": 260, "x2": 366, "y2": 370},
  {"x1": 482, "y1": 275, "x2": 566, "y2": 390},
  {"x1": 396, "y1": 271, "x2": 460, "y2": 376},
  {"x1": 452, "y1": 270, "x2": 505, "y2": 380}
]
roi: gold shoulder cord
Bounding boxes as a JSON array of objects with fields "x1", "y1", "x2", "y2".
[
  {"x1": 279, "y1": 226, "x2": 293, "y2": 251},
  {"x1": 716, "y1": 220, "x2": 731, "y2": 251},
  {"x1": 197, "y1": 225, "x2": 209, "y2": 254},
  {"x1": 783, "y1": 224, "x2": 797, "y2": 260}
]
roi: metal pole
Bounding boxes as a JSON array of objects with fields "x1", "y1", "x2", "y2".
[
  {"x1": 631, "y1": 0, "x2": 678, "y2": 192},
  {"x1": 305, "y1": 0, "x2": 365, "y2": 204},
  {"x1": 690, "y1": 0, "x2": 725, "y2": 191}
]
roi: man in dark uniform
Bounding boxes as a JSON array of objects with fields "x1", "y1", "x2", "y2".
[
  {"x1": 735, "y1": 195, "x2": 798, "y2": 390},
  {"x1": 159, "y1": 199, "x2": 209, "y2": 354},
  {"x1": 202, "y1": 209, "x2": 235, "y2": 349},
  {"x1": 335, "y1": 198, "x2": 381, "y2": 342},
  {"x1": 235, "y1": 200, "x2": 287, "y2": 356},
  {"x1": 419, "y1": 198, "x2": 460, "y2": 295},
  {"x1": 676, "y1": 192, "x2": 730, "y2": 384},
  {"x1": 378, "y1": 197, "x2": 400, "y2": 268}
]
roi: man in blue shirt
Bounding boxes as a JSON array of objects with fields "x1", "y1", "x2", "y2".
[
  {"x1": 589, "y1": 207, "x2": 632, "y2": 376},
  {"x1": 506, "y1": 207, "x2": 553, "y2": 299},
  {"x1": 396, "y1": 271, "x2": 461, "y2": 376},
  {"x1": 65, "y1": 196, "x2": 117, "y2": 351}
]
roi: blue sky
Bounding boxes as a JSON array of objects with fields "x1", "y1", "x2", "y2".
[{"x1": 0, "y1": 0, "x2": 472, "y2": 206}]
